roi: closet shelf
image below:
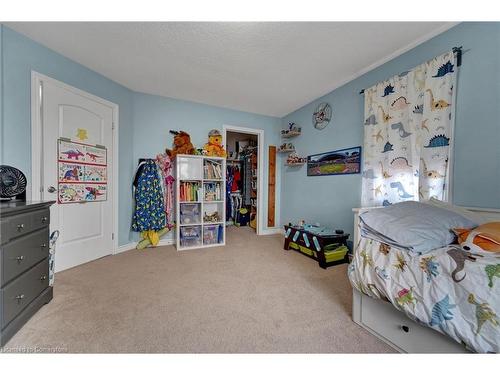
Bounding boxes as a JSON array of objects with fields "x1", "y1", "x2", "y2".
[{"x1": 204, "y1": 200, "x2": 224, "y2": 203}]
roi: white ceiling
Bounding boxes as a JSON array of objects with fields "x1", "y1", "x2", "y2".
[{"x1": 6, "y1": 22, "x2": 455, "y2": 117}]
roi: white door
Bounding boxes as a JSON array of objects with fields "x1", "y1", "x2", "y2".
[{"x1": 34, "y1": 75, "x2": 116, "y2": 272}]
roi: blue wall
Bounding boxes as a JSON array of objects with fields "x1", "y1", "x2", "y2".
[
  {"x1": 0, "y1": 26, "x2": 136, "y2": 245},
  {"x1": 281, "y1": 22, "x2": 500, "y2": 237},
  {"x1": 131, "y1": 92, "x2": 282, "y2": 242},
  {"x1": 0, "y1": 25, "x2": 282, "y2": 246},
  {"x1": 3, "y1": 23, "x2": 499, "y2": 246},
  {"x1": 0, "y1": 26, "x2": 3, "y2": 163}
]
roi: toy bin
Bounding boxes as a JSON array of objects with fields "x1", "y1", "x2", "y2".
[
  {"x1": 180, "y1": 225, "x2": 202, "y2": 248},
  {"x1": 180, "y1": 202, "x2": 201, "y2": 224},
  {"x1": 203, "y1": 224, "x2": 224, "y2": 245}
]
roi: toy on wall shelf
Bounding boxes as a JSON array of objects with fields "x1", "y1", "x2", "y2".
[
  {"x1": 203, "y1": 129, "x2": 227, "y2": 157},
  {"x1": 286, "y1": 152, "x2": 307, "y2": 166},
  {"x1": 281, "y1": 122, "x2": 302, "y2": 138},
  {"x1": 166, "y1": 130, "x2": 196, "y2": 158},
  {"x1": 278, "y1": 142, "x2": 295, "y2": 153}
]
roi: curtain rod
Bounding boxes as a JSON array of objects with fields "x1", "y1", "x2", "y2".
[{"x1": 358, "y1": 46, "x2": 463, "y2": 95}]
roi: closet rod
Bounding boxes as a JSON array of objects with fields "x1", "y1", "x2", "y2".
[{"x1": 358, "y1": 46, "x2": 463, "y2": 95}]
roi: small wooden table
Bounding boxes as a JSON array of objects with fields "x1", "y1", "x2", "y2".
[{"x1": 283, "y1": 225, "x2": 350, "y2": 269}]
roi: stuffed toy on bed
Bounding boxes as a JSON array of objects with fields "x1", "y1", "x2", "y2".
[{"x1": 453, "y1": 222, "x2": 500, "y2": 253}]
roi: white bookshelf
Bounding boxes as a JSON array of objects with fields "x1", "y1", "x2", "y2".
[{"x1": 174, "y1": 155, "x2": 226, "y2": 251}]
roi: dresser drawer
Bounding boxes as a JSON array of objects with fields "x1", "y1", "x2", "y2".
[
  {"x1": 360, "y1": 293, "x2": 467, "y2": 353},
  {"x1": 1, "y1": 209, "x2": 49, "y2": 245},
  {"x1": 1, "y1": 258, "x2": 49, "y2": 328},
  {"x1": 1, "y1": 228, "x2": 49, "y2": 286},
  {"x1": 31, "y1": 209, "x2": 50, "y2": 232}
]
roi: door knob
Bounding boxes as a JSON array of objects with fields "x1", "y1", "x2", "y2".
[{"x1": 47, "y1": 186, "x2": 57, "y2": 193}]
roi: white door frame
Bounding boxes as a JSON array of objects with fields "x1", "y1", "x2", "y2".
[
  {"x1": 30, "y1": 71, "x2": 120, "y2": 254},
  {"x1": 222, "y1": 124, "x2": 265, "y2": 235}
]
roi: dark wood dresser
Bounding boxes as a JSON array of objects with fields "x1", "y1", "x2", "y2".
[{"x1": 0, "y1": 201, "x2": 55, "y2": 346}]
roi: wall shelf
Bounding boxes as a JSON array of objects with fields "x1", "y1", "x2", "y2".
[{"x1": 281, "y1": 131, "x2": 301, "y2": 138}]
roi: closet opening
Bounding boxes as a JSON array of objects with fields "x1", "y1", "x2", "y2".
[{"x1": 225, "y1": 130, "x2": 259, "y2": 233}]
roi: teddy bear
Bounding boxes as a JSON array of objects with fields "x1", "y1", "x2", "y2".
[
  {"x1": 203, "y1": 129, "x2": 227, "y2": 157},
  {"x1": 166, "y1": 130, "x2": 196, "y2": 158}
]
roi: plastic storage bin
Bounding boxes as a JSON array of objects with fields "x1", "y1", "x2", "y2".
[
  {"x1": 180, "y1": 225, "x2": 202, "y2": 248},
  {"x1": 180, "y1": 203, "x2": 201, "y2": 225},
  {"x1": 203, "y1": 224, "x2": 223, "y2": 245}
]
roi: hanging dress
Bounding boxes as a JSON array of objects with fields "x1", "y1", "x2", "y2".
[
  {"x1": 156, "y1": 153, "x2": 175, "y2": 227},
  {"x1": 132, "y1": 160, "x2": 166, "y2": 233}
]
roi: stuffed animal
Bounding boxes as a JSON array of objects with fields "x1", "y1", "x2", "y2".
[
  {"x1": 203, "y1": 129, "x2": 227, "y2": 157},
  {"x1": 453, "y1": 222, "x2": 500, "y2": 253},
  {"x1": 166, "y1": 130, "x2": 196, "y2": 158}
]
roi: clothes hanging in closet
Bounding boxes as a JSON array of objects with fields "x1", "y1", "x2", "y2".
[
  {"x1": 226, "y1": 167, "x2": 234, "y2": 220},
  {"x1": 230, "y1": 192, "x2": 242, "y2": 224},
  {"x1": 226, "y1": 163, "x2": 245, "y2": 223},
  {"x1": 242, "y1": 155, "x2": 252, "y2": 205},
  {"x1": 231, "y1": 167, "x2": 241, "y2": 192}
]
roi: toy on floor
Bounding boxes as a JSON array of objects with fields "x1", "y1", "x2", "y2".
[
  {"x1": 203, "y1": 129, "x2": 227, "y2": 157},
  {"x1": 166, "y1": 130, "x2": 196, "y2": 158},
  {"x1": 236, "y1": 207, "x2": 250, "y2": 227},
  {"x1": 136, "y1": 227, "x2": 170, "y2": 250}
]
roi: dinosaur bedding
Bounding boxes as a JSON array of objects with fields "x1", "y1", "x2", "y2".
[{"x1": 348, "y1": 236, "x2": 500, "y2": 353}]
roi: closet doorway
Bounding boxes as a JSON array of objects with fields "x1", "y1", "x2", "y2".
[{"x1": 223, "y1": 125, "x2": 264, "y2": 235}]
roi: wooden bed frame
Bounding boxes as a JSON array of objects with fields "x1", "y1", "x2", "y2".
[{"x1": 351, "y1": 205, "x2": 500, "y2": 353}]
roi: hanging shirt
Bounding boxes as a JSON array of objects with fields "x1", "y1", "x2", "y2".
[{"x1": 231, "y1": 168, "x2": 241, "y2": 192}]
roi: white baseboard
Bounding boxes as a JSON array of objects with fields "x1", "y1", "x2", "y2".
[
  {"x1": 115, "y1": 238, "x2": 175, "y2": 255},
  {"x1": 158, "y1": 238, "x2": 175, "y2": 246},
  {"x1": 116, "y1": 228, "x2": 280, "y2": 254},
  {"x1": 115, "y1": 242, "x2": 136, "y2": 255},
  {"x1": 260, "y1": 228, "x2": 283, "y2": 235}
]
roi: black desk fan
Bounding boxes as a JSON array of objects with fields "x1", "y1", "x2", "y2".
[{"x1": 0, "y1": 165, "x2": 27, "y2": 201}]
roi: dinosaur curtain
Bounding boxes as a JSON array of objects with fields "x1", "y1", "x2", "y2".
[{"x1": 361, "y1": 51, "x2": 457, "y2": 207}]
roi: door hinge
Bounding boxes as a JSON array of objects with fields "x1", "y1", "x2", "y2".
[
  {"x1": 112, "y1": 233, "x2": 115, "y2": 240},
  {"x1": 112, "y1": 122, "x2": 115, "y2": 130}
]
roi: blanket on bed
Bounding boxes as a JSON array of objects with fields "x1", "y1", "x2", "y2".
[{"x1": 348, "y1": 237, "x2": 500, "y2": 353}]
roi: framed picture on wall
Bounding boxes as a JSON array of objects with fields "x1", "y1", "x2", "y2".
[{"x1": 307, "y1": 146, "x2": 361, "y2": 176}]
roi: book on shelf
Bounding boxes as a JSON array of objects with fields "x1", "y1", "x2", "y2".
[
  {"x1": 180, "y1": 181, "x2": 201, "y2": 202},
  {"x1": 204, "y1": 160, "x2": 222, "y2": 179},
  {"x1": 203, "y1": 181, "x2": 222, "y2": 201}
]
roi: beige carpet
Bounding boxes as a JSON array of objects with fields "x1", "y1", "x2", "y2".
[{"x1": 5, "y1": 227, "x2": 394, "y2": 353}]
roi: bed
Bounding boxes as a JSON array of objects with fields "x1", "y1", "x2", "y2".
[{"x1": 349, "y1": 205, "x2": 500, "y2": 353}]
